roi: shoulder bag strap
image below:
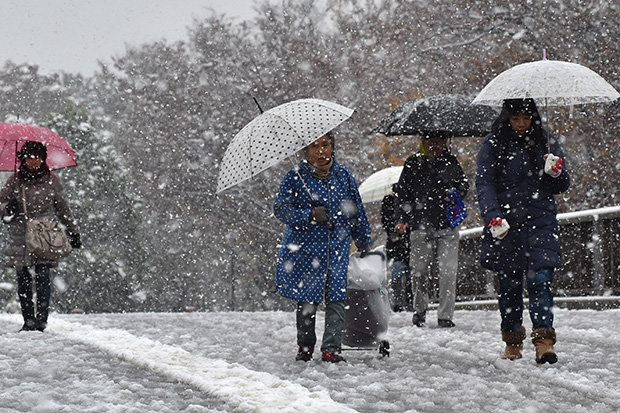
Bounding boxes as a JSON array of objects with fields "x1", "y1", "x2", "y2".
[{"x1": 21, "y1": 183, "x2": 29, "y2": 220}]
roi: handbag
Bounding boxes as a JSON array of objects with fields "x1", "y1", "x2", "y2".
[
  {"x1": 445, "y1": 188, "x2": 467, "y2": 229},
  {"x1": 21, "y1": 185, "x2": 72, "y2": 260}
]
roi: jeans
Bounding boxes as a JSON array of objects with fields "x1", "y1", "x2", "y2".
[
  {"x1": 391, "y1": 260, "x2": 411, "y2": 285},
  {"x1": 17, "y1": 265, "x2": 51, "y2": 325},
  {"x1": 498, "y1": 268, "x2": 554, "y2": 332},
  {"x1": 391, "y1": 259, "x2": 412, "y2": 308},
  {"x1": 296, "y1": 300, "x2": 346, "y2": 352},
  {"x1": 410, "y1": 227, "x2": 459, "y2": 320}
]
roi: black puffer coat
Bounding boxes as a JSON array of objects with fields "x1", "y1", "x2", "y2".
[{"x1": 394, "y1": 150, "x2": 469, "y2": 231}]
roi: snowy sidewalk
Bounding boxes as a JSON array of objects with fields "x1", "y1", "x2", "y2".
[
  {"x1": 0, "y1": 313, "x2": 354, "y2": 413},
  {"x1": 2, "y1": 309, "x2": 620, "y2": 412}
]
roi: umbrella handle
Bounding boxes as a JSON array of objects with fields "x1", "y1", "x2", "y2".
[{"x1": 252, "y1": 96, "x2": 264, "y2": 114}]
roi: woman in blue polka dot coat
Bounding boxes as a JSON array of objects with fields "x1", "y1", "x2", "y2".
[{"x1": 274, "y1": 133, "x2": 373, "y2": 363}]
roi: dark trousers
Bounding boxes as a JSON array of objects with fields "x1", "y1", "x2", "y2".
[
  {"x1": 17, "y1": 265, "x2": 51, "y2": 325},
  {"x1": 296, "y1": 300, "x2": 346, "y2": 353},
  {"x1": 498, "y1": 268, "x2": 554, "y2": 332}
]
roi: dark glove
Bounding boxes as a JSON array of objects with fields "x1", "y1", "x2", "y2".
[
  {"x1": 68, "y1": 232, "x2": 82, "y2": 249},
  {"x1": 359, "y1": 246, "x2": 371, "y2": 258},
  {"x1": 311, "y1": 206, "x2": 327, "y2": 224},
  {"x1": 2, "y1": 199, "x2": 20, "y2": 224}
]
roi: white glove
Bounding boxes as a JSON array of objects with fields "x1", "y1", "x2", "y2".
[
  {"x1": 488, "y1": 217, "x2": 510, "y2": 239},
  {"x1": 544, "y1": 153, "x2": 563, "y2": 178}
]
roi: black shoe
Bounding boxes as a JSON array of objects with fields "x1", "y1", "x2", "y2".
[
  {"x1": 438, "y1": 319, "x2": 456, "y2": 328},
  {"x1": 35, "y1": 320, "x2": 47, "y2": 332},
  {"x1": 412, "y1": 312, "x2": 426, "y2": 327},
  {"x1": 19, "y1": 319, "x2": 37, "y2": 332},
  {"x1": 295, "y1": 346, "x2": 313, "y2": 362},
  {"x1": 322, "y1": 351, "x2": 346, "y2": 363}
]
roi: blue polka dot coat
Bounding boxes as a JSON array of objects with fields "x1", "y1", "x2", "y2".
[{"x1": 274, "y1": 160, "x2": 373, "y2": 303}]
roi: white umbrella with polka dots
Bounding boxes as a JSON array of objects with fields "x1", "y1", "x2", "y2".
[{"x1": 216, "y1": 98, "x2": 354, "y2": 193}]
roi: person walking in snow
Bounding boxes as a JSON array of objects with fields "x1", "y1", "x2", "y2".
[
  {"x1": 0, "y1": 141, "x2": 81, "y2": 332},
  {"x1": 381, "y1": 190, "x2": 413, "y2": 312},
  {"x1": 393, "y1": 131, "x2": 469, "y2": 328},
  {"x1": 476, "y1": 98, "x2": 570, "y2": 364},
  {"x1": 274, "y1": 132, "x2": 373, "y2": 363}
]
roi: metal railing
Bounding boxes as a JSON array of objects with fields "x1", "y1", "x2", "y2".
[{"x1": 456, "y1": 206, "x2": 620, "y2": 301}]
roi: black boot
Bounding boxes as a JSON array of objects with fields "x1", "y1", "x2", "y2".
[
  {"x1": 20, "y1": 319, "x2": 37, "y2": 332},
  {"x1": 35, "y1": 317, "x2": 47, "y2": 332},
  {"x1": 412, "y1": 311, "x2": 426, "y2": 327}
]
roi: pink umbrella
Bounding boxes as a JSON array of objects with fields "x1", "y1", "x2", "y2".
[{"x1": 0, "y1": 122, "x2": 77, "y2": 171}]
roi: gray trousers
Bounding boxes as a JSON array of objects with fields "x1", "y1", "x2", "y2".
[{"x1": 410, "y1": 227, "x2": 459, "y2": 321}]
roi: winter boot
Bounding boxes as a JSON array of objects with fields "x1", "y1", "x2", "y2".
[
  {"x1": 35, "y1": 313, "x2": 48, "y2": 332},
  {"x1": 295, "y1": 346, "x2": 314, "y2": 362},
  {"x1": 391, "y1": 279, "x2": 403, "y2": 312},
  {"x1": 412, "y1": 311, "x2": 426, "y2": 327},
  {"x1": 35, "y1": 319, "x2": 47, "y2": 332},
  {"x1": 322, "y1": 350, "x2": 346, "y2": 363},
  {"x1": 532, "y1": 328, "x2": 557, "y2": 364},
  {"x1": 19, "y1": 319, "x2": 37, "y2": 332},
  {"x1": 501, "y1": 326, "x2": 526, "y2": 360}
]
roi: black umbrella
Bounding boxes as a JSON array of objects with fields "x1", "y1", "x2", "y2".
[{"x1": 372, "y1": 94, "x2": 498, "y2": 137}]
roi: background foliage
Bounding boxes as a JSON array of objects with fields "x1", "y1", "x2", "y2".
[{"x1": 0, "y1": 0, "x2": 617, "y2": 312}]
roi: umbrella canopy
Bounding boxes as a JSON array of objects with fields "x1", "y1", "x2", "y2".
[
  {"x1": 358, "y1": 166, "x2": 403, "y2": 204},
  {"x1": 0, "y1": 122, "x2": 76, "y2": 171},
  {"x1": 472, "y1": 60, "x2": 620, "y2": 107},
  {"x1": 372, "y1": 94, "x2": 497, "y2": 138},
  {"x1": 216, "y1": 98, "x2": 354, "y2": 193}
]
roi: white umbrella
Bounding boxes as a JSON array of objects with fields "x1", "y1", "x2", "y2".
[
  {"x1": 358, "y1": 166, "x2": 404, "y2": 204},
  {"x1": 216, "y1": 98, "x2": 354, "y2": 193},
  {"x1": 472, "y1": 59, "x2": 619, "y2": 107}
]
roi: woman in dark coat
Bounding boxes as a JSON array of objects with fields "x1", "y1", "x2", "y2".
[
  {"x1": 0, "y1": 141, "x2": 81, "y2": 332},
  {"x1": 274, "y1": 133, "x2": 373, "y2": 363},
  {"x1": 476, "y1": 99, "x2": 570, "y2": 363}
]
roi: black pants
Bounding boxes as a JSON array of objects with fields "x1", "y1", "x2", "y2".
[{"x1": 16, "y1": 265, "x2": 51, "y2": 325}]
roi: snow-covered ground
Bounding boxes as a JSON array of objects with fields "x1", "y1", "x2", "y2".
[{"x1": 1, "y1": 307, "x2": 619, "y2": 413}]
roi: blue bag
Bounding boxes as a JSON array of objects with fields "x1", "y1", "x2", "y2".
[{"x1": 445, "y1": 188, "x2": 467, "y2": 229}]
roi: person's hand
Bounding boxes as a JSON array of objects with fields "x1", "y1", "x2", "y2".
[
  {"x1": 2, "y1": 199, "x2": 19, "y2": 224},
  {"x1": 358, "y1": 245, "x2": 370, "y2": 258},
  {"x1": 544, "y1": 153, "x2": 563, "y2": 178},
  {"x1": 312, "y1": 206, "x2": 327, "y2": 224},
  {"x1": 488, "y1": 217, "x2": 510, "y2": 239},
  {"x1": 68, "y1": 232, "x2": 82, "y2": 249},
  {"x1": 394, "y1": 222, "x2": 408, "y2": 234},
  {"x1": 445, "y1": 188, "x2": 453, "y2": 203}
]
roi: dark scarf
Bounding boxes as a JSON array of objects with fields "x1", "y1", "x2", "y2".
[
  {"x1": 307, "y1": 158, "x2": 334, "y2": 181},
  {"x1": 17, "y1": 162, "x2": 51, "y2": 182}
]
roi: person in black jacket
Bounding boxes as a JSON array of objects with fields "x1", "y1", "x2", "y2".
[
  {"x1": 394, "y1": 132, "x2": 469, "y2": 328},
  {"x1": 381, "y1": 189, "x2": 413, "y2": 312}
]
